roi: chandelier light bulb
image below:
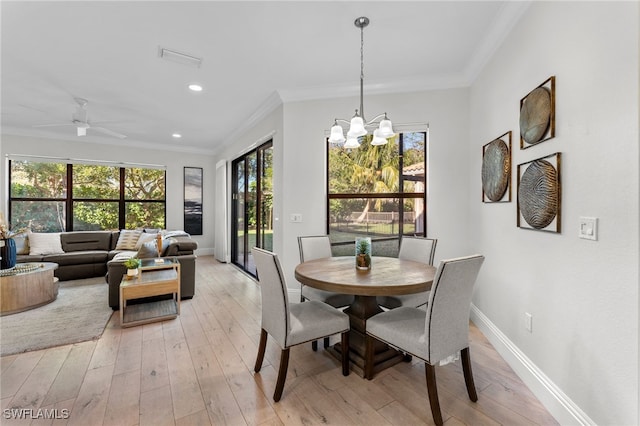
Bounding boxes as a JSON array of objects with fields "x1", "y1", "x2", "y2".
[
  {"x1": 328, "y1": 124, "x2": 346, "y2": 144},
  {"x1": 378, "y1": 118, "x2": 395, "y2": 138},
  {"x1": 344, "y1": 136, "x2": 360, "y2": 149},
  {"x1": 347, "y1": 116, "x2": 367, "y2": 138},
  {"x1": 371, "y1": 129, "x2": 389, "y2": 146}
]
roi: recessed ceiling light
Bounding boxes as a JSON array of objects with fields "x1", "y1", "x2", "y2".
[
  {"x1": 172, "y1": 133, "x2": 182, "y2": 138},
  {"x1": 188, "y1": 84, "x2": 203, "y2": 92}
]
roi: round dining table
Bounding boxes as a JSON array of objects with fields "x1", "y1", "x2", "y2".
[{"x1": 295, "y1": 256, "x2": 436, "y2": 377}]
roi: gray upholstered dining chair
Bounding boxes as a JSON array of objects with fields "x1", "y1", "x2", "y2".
[
  {"x1": 377, "y1": 237, "x2": 437, "y2": 309},
  {"x1": 365, "y1": 254, "x2": 484, "y2": 426},
  {"x1": 252, "y1": 247, "x2": 350, "y2": 402},
  {"x1": 298, "y1": 235, "x2": 354, "y2": 350}
]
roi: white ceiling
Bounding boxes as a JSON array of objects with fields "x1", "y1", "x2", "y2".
[{"x1": 1, "y1": 1, "x2": 530, "y2": 155}]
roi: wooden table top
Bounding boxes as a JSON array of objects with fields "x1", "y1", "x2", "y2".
[
  {"x1": 0, "y1": 262, "x2": 58, "y2": 278},
  {"x1": 294, "y1": 256, "x2": 436, "y2": 297}
]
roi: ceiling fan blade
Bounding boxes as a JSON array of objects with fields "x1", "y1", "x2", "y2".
[
  {"x1": 91, "y1": 126, "x2": 127, "y2": 139},
  {"x1": 33, "y1": 123, "x2": 74, "y2": 128}
]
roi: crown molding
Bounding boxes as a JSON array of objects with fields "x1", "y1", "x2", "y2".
[
  {"x1": 277, "y1": 71, "x2": 470, "y2": 104},
  {"x1": 1, "y1": 127, "x2": 217, "y2": 156},
  {"x1": 463, "y1": 1, "x2": 533, "y2": 83},
  {"x1": 214, "y1": 90, "x2": 283, "y2": 156}
]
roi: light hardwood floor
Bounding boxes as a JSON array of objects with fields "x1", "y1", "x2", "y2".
[{"x1": 1, "y1": 256, "x2": 559, "y2": 425}]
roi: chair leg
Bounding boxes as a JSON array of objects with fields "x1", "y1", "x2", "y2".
[
  {"x1": 341, "y1": 331, "x2": 350, "y2": 376},
  {"x1": 324, "y1": 337, "x2": 330, "y2": 349},
  {"x1": 461, "y1": 347, "x2": 478, "y2": 402},
  {"x1": 301, "y1": 295, "x2": 318, "y2": 351},
  {"x1": 254, "y1": 329, "x2": 268, "y2": 373},
  {"x1": 273, "y1": 348, "x2": 290, "y2": 402},
  {"x1": 425, "y1": 363, "x2": 443, "y2": 426},
  {"x1": 364, "y1": 335, "x2": 375, "y2": 380}
]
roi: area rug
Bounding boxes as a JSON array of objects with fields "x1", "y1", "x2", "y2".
[{"x1": 0, "y1": 277, "x2": 113, "y2": 356}]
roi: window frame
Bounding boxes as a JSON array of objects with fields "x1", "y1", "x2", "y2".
[
  {"x1": 230, "y1": 140, "x2": 273, "y2": 277},
  {"x1": 8, "y1": 160, "x2": 166, "y2": 231}
]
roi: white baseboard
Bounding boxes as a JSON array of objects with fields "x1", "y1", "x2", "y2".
[
  {"x1": 288, "y1": 288, "x2": 301, "y2": 303},
  {"x1": 470, "y1": 304, "x2": 595, "y2": 426},
  {"x1": 195, "y1": 248, "x2": 215, "y2": 257}
]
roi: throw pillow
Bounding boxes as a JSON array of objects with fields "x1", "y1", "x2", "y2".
[
  {"x1": 115, "y1": 229, "x2": 142, "y2": 250},
  {"x1": 161, "y1": 237, "x2": 176, "y2": 256},
  {"x1": 135, "y1": 232, "x2": 157, "y2": 250},
  {"x1": 137, "y1": 235, "x2": 172, "y2": 258},
  {"x1": 13, "y1": 231, "x2": 30, "y2": 255},
  {"x1": 28, "y1": 231, "x2": 64, "y2": 255},
  {"x1": 137, "y1": 240, "x2": 159, "y2": 259}
]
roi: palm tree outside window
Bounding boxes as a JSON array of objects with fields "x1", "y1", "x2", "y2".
[{"x1": 326, "y1": 131, "x2": 427, "y2": 257}]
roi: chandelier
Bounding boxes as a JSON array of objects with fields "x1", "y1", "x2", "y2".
[{"x1": 328, "y1": 16, "x2": 395, "y2": 148}]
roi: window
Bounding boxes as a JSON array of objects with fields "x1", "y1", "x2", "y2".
[
  {"x1": 9, "y1": 160, "x2": 166, "y2": 231},
  {"x1": 327, "y1": 131, "x2": 427, "y2": 257},
  {"x1": 123, "y1": 167, "x2": 166, "y2": 229}
]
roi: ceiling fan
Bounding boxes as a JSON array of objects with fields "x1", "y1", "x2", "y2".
[{"x1": 33, "y1": 97, "x2": 127, "y2": 139}]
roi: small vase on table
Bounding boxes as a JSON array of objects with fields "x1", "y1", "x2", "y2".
[
  {"x1": 0, "y1": 238, "x2": 17, "y2": 270},
  {"x1": 355, "y1": 237, "x2": 372, "y2": 271},
  {"x1": 124, "y1": 258, "x2": 141, "y2": 279},
  {"x1": 154, "y1": 233, "x2": 164, "y2": 263}
]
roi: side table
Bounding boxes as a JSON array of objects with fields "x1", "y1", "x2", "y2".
[
  {"x1": 119, "y1": 258, "x2": 180, "y2": 327},
  {"x1": 1, "y1": 262, "x2": 59, "y2": 316}
]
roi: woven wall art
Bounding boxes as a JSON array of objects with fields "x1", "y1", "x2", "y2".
[{"x1": 517, "y1": 152, "x2": 561, "y2": 233}]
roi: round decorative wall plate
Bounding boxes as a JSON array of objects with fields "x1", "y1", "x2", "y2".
[
  {"x1": 518, "y1": 159, "x2": 558, "y2": 229},
  {"x1": 482, "y1": 138, "x2": 510, "y2": 202},
  {"x1": 520, "y1": 86, "x2": 552, "y2": 145}
]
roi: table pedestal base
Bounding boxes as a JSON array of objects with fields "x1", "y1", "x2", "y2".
[{"x1": 327, "y1": 295, "x2": 408, "y2": 377}]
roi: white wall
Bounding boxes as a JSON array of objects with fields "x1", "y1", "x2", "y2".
[
  {"x1": 0, "y1": 135, "x2": 216, "y2": 255},
  {"x1": 468, "y1": 2, "x2": 638, "y2": 425}
]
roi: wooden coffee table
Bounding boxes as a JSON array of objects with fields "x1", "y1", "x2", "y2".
[
  {"x1": 1, "y1": 262, "x2": 59, "y2": 316},
  {"x1": 119, "y1": 258, "x2": 180, "y2": 327}
]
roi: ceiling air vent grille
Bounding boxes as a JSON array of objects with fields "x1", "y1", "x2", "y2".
[{"x1": 158, "y1": 47, "x2": 202, "y2": 68}]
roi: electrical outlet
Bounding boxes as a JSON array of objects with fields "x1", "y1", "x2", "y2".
[
  {"x1": 525, "y1": 312, "x2": 533, "y2": 333},
  {"x1": 290, "y1": 213, "x2": 302, "y2": 223}
]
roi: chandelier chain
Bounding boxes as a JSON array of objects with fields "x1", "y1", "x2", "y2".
[
  {"x1": 328, "y1": 16, "x2": 396, "y2": 147},
  {"x1": 359, "y1": 21, "x2": 365, "y2": 120},
  {"x1": 360, "y1": 23, "x2": 364, "y2": 83}
]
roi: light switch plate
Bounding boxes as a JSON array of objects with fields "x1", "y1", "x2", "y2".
[
  {"x1": 290, "y1": 213, "x2": 302, "y2": 223},
  {"x1": 579, "y1": 217, "x2": 598, "y2": 240}
]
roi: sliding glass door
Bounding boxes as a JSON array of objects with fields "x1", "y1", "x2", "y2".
[{"x1": 231, "y1": 141, "x2": 273, "y2": 276}]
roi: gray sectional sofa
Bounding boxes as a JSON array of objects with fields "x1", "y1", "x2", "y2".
[{"x1": 16, "y1": 230, "x2": 198, "y2": 310}]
